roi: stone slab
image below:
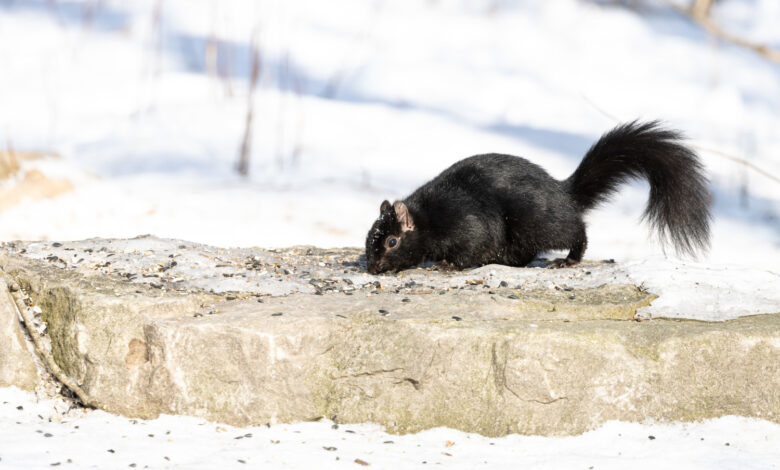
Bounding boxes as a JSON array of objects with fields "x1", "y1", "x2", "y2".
[{"x1": 1, "y1": 237, "x2": 778, "y2": 436}]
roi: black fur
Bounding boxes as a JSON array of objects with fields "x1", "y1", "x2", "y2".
[{"x1": 365, "y1": 121, "x2": 711, "y2": 274}]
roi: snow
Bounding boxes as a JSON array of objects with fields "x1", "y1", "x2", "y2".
[
  {"x1": 0, "y1": 0, "x2": 779, "y2": 468},
  {"x1": 1, "y1": 0, "x2": 778, "y2": 253},
  {"x1": 626, "y1": 258, "x2": 780, "y2": 321},
  {"x1": 1, "y1": 387, "x2": 779, "y2": 470}
]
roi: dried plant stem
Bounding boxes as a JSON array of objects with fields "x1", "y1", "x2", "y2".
[
  {"x1": 580, "y1": 94, "x2": 780, "y2": 186},
  {"x1": 690, "y1": 144, "x2": 780, "y2": 185},
  {"x1": 237, "y1": 34, "x2": 261, "y2": 177},
  {"x1": 664, "y1": 0, "x2": 780, "y2": 63}
]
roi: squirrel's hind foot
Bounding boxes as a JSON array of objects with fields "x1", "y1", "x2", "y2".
[
  {"x1": 547, "y1": 257, "x2": 580, "y2": 269},
  {"x1": 434, "y1": 260, "x2": 461, "y2": 271}
]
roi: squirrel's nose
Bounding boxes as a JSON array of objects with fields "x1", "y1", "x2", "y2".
[{"x1": 367, "y1": 260, "x2": 385, "y2": 275}]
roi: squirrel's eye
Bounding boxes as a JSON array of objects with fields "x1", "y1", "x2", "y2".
[{"x1": 387, "y1": 237, "x2": 398, "y2": 248}]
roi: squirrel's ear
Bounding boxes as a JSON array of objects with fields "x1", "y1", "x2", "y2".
[
  {"x1": 393, "y1": 201, "x2": 415, "y2": 232},
  {"x1": 380, "y1": 200, "x2": 391, "y2": 214}
]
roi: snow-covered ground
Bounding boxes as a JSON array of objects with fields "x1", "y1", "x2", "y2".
[
  {"x1": 1, "y1": 0, "x2": 779, "y2": 468},
  {"x1": 2, "y1": 387, "x2": 779, "y2": 470},
  {"x1": 0, "y1": 0, "x2": 778, "y2": 256}
]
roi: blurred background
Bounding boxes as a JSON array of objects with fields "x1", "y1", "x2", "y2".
[{"x1": 0, "y1": 0, "x2": 778, "y2": 267}]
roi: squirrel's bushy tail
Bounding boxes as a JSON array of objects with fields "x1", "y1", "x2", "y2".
[{"x1": 564, "y1": 120, "x2": 712, "y2": 256}]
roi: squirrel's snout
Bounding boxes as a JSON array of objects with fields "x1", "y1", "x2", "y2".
[
  {"x1": 366, "y1": 260, "x2": 386, "y2": 275},
  {"x1": 366, "y1": 261, "x2": 379, "y2": 275}
]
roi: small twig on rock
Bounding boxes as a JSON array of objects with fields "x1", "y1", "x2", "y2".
[{"x1": 7, "y1": 279, "x2": 98, "y2": 409}]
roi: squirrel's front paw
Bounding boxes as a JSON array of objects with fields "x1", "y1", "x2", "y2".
[{"x1": 434, "y1": 260, "x2": 460, "y2": 271}]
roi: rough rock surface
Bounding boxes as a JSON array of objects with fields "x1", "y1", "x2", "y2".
[
  {"x1": 0, "y1": 277, "x2": 39, "y2": 389},
  {"x1": 1, "y1": 236, "x2": 778, "y2": 436}
]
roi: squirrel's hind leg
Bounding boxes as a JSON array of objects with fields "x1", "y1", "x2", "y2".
[{"x1": 547, "y1": 224, "x2": 587, "y2": 268}]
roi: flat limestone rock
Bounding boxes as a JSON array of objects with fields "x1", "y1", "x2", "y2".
[{"x1": 1, "y1": 236, "x2": 778, "y2": 436}]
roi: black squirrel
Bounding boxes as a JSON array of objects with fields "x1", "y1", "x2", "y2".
[{"x1": 365, "y1": 121, "x2": 711, "y2": 274}]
